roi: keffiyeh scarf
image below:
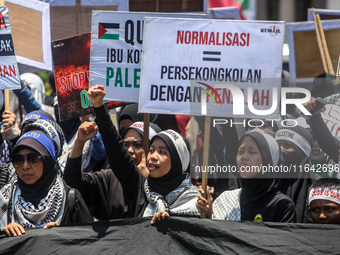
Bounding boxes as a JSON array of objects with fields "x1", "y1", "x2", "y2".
[
  {"x1": 212, "y1": 188, "x2": 242, "y2": 221},
  {"x1": 0, "y1": 175, "x2": 66, "y2": 229},
  {"x1": 0, "y1": 139, "x2": 10, "y2": 164},
  {"x1": 0, "y1": 122, "x2": 10, "y2": 164},
  {"x1": 143, "y1": 174, "x2": 200, "y2": 217},
  {"x1": 325, "y1": 93, "x2": 340, "y2": 106}
]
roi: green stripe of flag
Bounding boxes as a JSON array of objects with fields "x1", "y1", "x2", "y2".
[
  {"x1": 241, "y1": 0, "x2": 249, "y2": 10},
  {"x1": 99, "y1": 34, "x2": 119, "y2": 40}
]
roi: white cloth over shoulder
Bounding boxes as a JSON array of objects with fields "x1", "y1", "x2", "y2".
[{"x1": 143, "y1": 174, "x2": 200, "y2": 217}]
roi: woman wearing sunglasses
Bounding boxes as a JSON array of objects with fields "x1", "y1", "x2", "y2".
[{"x1": 0, "y1": 130, "x2": 91, "y2": 237}]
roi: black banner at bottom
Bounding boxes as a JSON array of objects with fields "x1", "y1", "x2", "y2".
[{"x1": 0, "y1": 217, "x2": 339, "y2": 254}]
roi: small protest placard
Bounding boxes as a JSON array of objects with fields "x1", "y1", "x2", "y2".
[
  {"x1": 89, "y1": 11, "x2": 204, "y2": 103},
  {"x1": 6, "y1": 0, "x2": 51, "y2": 72},
  {"x1": 0, "y1": 6, "x2": 20, "y2": 90},
  {"x1": 52, "y1": 33, "x2": 127, "y2": 121}
]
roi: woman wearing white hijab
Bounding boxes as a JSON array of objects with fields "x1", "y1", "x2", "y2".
[{"x1": 197, "y1": 130, "x2": 296, "y2": 222}]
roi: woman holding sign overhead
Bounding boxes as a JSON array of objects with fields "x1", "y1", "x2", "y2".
[{"x1": 64, "y1": 85, "x2": 200, "y2": 221}]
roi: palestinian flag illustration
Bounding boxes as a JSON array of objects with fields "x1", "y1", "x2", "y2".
[{"x1": 98, "y1": 23, "x2": 120, "y2": 40}]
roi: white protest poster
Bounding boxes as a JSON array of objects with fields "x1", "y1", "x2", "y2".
[
  {"x1": 90, "y1": 11, "x2": 204, "y2": 103},
  {"x1": 139, "y1": 18, "x2": 285, "y2": 118},
  {"x1": 322, "y1": 104, "x2": 340, "y2": 139},
  {"x1": 0, "y1": 6, "x2": 20, "y2": 90},
  {"x1": 6, "y1": 0, "x2": 51, "y2": 73}
]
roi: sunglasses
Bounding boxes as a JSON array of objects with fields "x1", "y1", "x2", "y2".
[{"x1": 11, "y1": 153, "x2": 42, "y2": 167}]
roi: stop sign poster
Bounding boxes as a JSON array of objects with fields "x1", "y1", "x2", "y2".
[
  {"x1": 138, "y1": 18, "x2": 285, "y2": 118},
  {"x1": 52, "y1": 33, "x2": 128, "y2": 121},
  {"x1": 90, "y1": 11, "x2": 204, "y2": 103}
]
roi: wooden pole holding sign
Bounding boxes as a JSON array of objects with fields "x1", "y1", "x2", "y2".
[
  {"x1": 4, "y1": 90, "x2": 9, "y2": 110},
  {"x1": 313, "y1": 9, "x2": 335, "y2": 75},
  {"x1": 317, "y1": 15, "x2": 335, "y2": 75},
  {"x1": 211, "y1": 9, "x2": 216, "y2": 19},
  {"x1": 143, "y1": 113, "x2": 150, "y2": 157},
  {"x1": 156, "y1": 0, "x2": 159, "y2": 12},
  {"x1": 200, "y1": 116, "x2": 211, "y2": 219},
  {"x1": 313, "y1": 11, "x2": 328, "y2": 73},
  {"x1": 76, "y1": 0, "x2": 82, "y2": 35}
]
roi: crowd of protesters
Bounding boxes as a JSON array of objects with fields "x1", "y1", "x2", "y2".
[{"x1": 0, "y1": 70, "x2": 340, "y2": 238}]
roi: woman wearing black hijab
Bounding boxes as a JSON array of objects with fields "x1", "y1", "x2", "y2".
[
  {"x1": 64, "y1": 85, "x2": 199, "y2": 220},
  {"x1": 0, "y1": 131, "x2": 91, "y2": 237},
  {"x1": 275, "y1": 126, "x2": 315, "y2": 223},
  {"x1": 120, "y1": 121, "x2": 162, "y2": 177},
  {"x1": 64, "y1": 119, "x2": 162, "y2": 220},
  {"x1": 197, "y1": 130, "x2": 296, "y2": 222}
]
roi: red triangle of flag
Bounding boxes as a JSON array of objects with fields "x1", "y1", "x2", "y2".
[
  {"x1": 98, "y1": 23, "x2": 107, "y2": 39},
  {"x1": 107, "y1": 101, "x2": 122, "y2": 106}
]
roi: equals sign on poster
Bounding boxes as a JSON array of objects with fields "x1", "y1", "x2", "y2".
[{"x1": 202, "y1": 51, "x2": 221, "y2": 62}]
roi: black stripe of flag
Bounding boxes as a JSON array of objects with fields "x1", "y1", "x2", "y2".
[
  {"x1": 203, "y1": 51, "x2": 221, "y2": 62},
  {"x1": 100, "y1": 23, "x2": 120, "y2": 29}
]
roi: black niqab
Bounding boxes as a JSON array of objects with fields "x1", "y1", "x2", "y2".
[{"x1": 275, "y1": 126, "x2": 315, "y2": 223}]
